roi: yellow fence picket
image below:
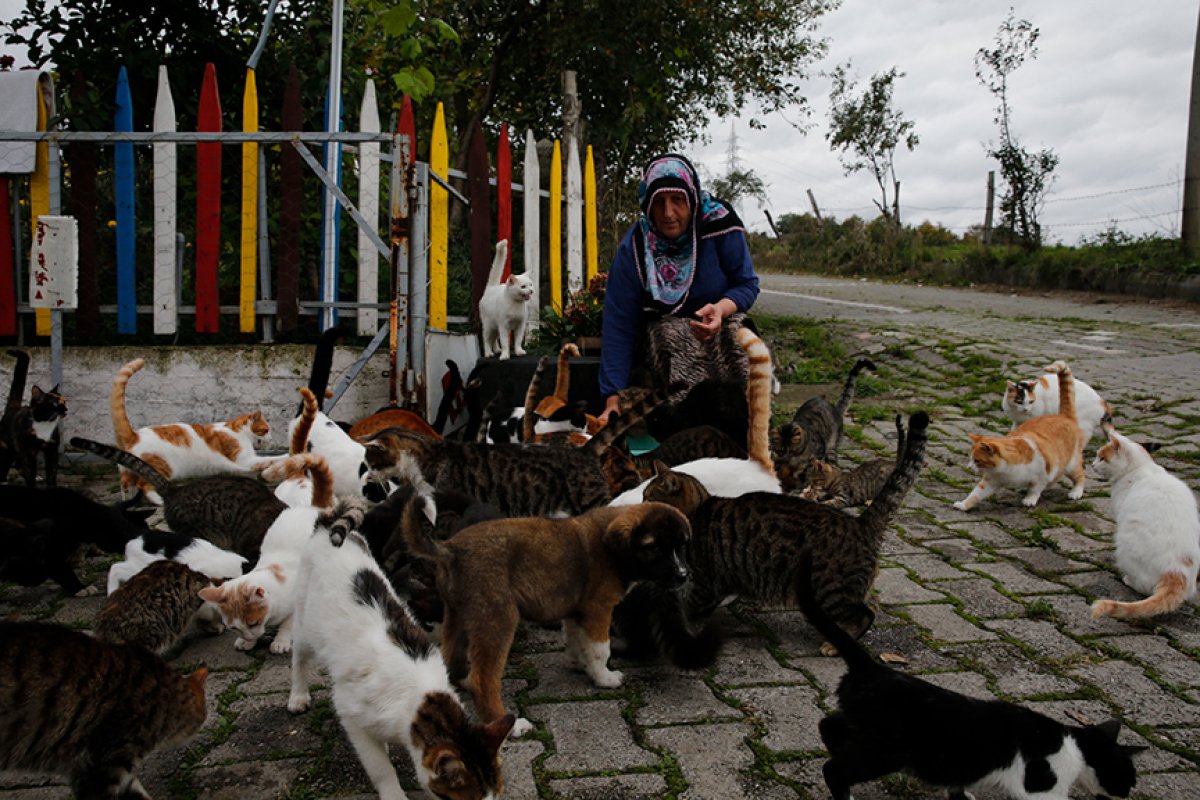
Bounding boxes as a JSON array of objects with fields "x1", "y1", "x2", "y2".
[
  {"x1": 238, "y1": 68, "x2": 258, "y2": 333},
  {"x1": 430, "y1": 102, "x2": 448, "y2": 330}
]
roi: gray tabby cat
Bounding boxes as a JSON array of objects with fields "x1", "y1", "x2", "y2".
[
  {"x1": 624, "y1": 411, "x2": 929, "y2": 667},
  {"x1": 799, "y1": 415, "x2": 905, "y2": 508},
  {"x1": 94, "y1": 560, "x2": 219, "y2": 658},
  {"x1": 0, "y1": 621, "x2": 208, "y2": 798}
]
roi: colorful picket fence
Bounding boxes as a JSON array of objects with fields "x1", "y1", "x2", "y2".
[{"x1": 0, "y1": 62, "x2": 601, "y2": 345}]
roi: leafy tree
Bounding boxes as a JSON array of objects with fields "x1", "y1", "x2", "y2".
[
  {"x1": 975, "y1": 8, "x2": 1057, "y2": 249},
  {"x1": 825, "y1": 62, "x2": 918, "y2": 223},
  {"x1": 708, "y1": 167, "x2": 768, "y2": 209}
]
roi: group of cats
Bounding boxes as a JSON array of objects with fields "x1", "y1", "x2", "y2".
[{"x1": 0, "y1": 325, "x2": 1180, "y2": 799}]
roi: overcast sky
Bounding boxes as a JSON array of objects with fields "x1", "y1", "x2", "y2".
[{"x1": 688, "y1": 1, "x2": 1198, "y2": 244}]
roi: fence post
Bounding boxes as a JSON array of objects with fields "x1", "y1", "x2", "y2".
[
  {"x1": 549, "y1": 139, "x2": 562, "y2": 313},
  {"x1": 356, "y1": 78, "x2": 380, "y2": 336},
  {"x1": 584, "y1": 144, "x2": 597, "y2": 282},
  {"x1": 31, "y1": 71, "x2": 51, "y2": 337},
  {"x1": 69, "y1": 70, "x2": 98, "y2": 338},
  {"x1": 0, "y1": 179, "x2": 12, "y2": 336},
  {"x1": 523, "y1": 129, "x2": 540, "y2": 328},
  {"x1": 152, "y1": 65, "x2": 178, "y2": 335},
  {"x1": 429, "y1": 102, "x2": 448, "y2": 331},
  {"x1": 497, "y1": 123, "x2": 512, "y2": 280},
  {"x1": 195, "y1": 63, "x2": 222, "y2": 333},
  {"x1": 114, "y1": 66, "x2": 137, "y2": 335},
  {"x1": 239, "y1": 68, "x2": 259, "y2": 334},
  {"x1": 468, "y1": 124, "x2": 490, "y2": 328}
]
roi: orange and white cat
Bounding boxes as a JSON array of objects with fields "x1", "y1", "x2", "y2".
[
  {"x1": 1090, "y1": 423, "x2": 1200, "y2": 620},
  {"x1": 110, "y1": 359, "x2": 270, "y2": 503},
  {"x1": 955, "y1": 360, "x2": 1085, "y2": 511}
]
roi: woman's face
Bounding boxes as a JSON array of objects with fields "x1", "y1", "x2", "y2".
[{"x1": 649, "y1": 191, "x2": 691, "y2": 238}]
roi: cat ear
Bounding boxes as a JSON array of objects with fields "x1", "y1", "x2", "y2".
[
  {"x1": 29, "y1": 385, "x2": 43, "y2": 399},
  {"x1": 1140, "y1": 441, "x2": 1163, "y2": 454},
  {"x1": 430, "y1": 748, "x2": 468, "y2": 787},
  {"x1": 1094, "y1": 718, "x2": 1122, "y2": 741},
  {"x1": 968, "y1": 434, "x2": 983, "y2": 443},
  {"x1": 197, "y1": 586, "x2": 222, "y2": 603},
  {"x1": 481, "y1": 714, "x2": 516, "y2": 754},
  {"x1": 653, "y1": 460, "x2": 671, "y2": 477}
]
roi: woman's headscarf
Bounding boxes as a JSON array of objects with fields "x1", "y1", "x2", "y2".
[{"x1": 634, "y1": 153, "x2": 744, "y2": 313}]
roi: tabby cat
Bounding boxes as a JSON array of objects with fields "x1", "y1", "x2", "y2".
[
  {"x1": 95, "y1": 560, "x2": 218, "y2": 658},
  {"x1": 362, "y1": 385, "x2": 671, "y2": 517},
  {"x1": 955, "y1": 360, "x2": 1085, "y2": 511},
  {"x1": 622, "y1": 411, "x2": 929, "y2": 667},
  {"x1": 110, "y1": 358, "x2": 270, "y2": 502},
  {"x1": 771, "y1": 357, "x2": 875, "y2": 491},
  {"x1": 601, "y1": 424, "x2": 748, "y2": 494},
  {"x1": 799, "y1": 415, "x2": 904, "y2": 508},
  {"x1": 796, "y1": 554, "x2": 1141, "y2": 800},
  {"x1": 0, "y1": 349, "x2": 67, "y2": 487},
  {"x1": 0, "y1": 621, "x2": 208, "y2": 799},
  {"x1": 71, "y1": 437, "x2": 286, "y2": 565}
]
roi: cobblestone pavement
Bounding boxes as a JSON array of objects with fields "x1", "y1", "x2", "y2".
[{"x1": 3, "y1": 277, "x2": 1200, "y2": 799}]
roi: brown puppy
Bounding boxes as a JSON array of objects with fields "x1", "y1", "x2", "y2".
[{"x1": 403, "y1": 498, "x2": 691, "y2": 737}]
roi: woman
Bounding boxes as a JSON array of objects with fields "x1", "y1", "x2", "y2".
[{"x1": 597, "y1": 153, "x2": 760, "y2": 423}]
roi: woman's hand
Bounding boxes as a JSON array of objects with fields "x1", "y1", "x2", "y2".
[
  {"x1": 689, "y1": 298, "x2": 737, "y2": 341},
  {"x1": 597, "y1": 394, "x2": 622, "y2": 425}
]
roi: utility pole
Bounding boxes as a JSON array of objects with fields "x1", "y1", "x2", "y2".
[{"x1": 1184, "y1": 4, "x2": 1200, "y2": 249}]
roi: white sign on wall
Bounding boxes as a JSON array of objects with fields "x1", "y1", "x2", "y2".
[{"x1": 29, "y1": 215, "x2": 78, "y2": 310}]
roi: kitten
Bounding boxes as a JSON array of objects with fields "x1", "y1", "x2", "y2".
[
  {"x1": 1090, "y1": 422, "x2": 1200, "y2": 619},
  {"x1": 772, "y1": 357, "x2": 875, "y2": 490},
  {"x1": 610, "y1": 327, "x2": 779, "y2": 506},
  {"x1": 796, "y1": 555, "x2": 1141, "y2": 800},
  {"x1": 196, "y1": 457, "x2": 340, "y2": 653},
  {"x1": 287, "y1": 510, "x2": 514, "y2": 800},
  {"x1": 955, "y1": 360, "x2": 1086, "y2": 511},
  {"x1": 479, "y1": 239, "x2": 533, "y2": 360},
  {"x1": 623, "y1": 411, "x2": 929, "y2": 667},
  {"x1": 107, "y1": 528, "x2": 247, "y2": 594},
  {"x1": 0, "y1": 621, "x2": 208, "y2": 799},
  {"x1": 71, "y1": 437, "x2": 286, "y2": 565},
  {"x1": 110, "y1": 357, "x2": 271, "y2": 503},
  {"x1": 95, "y1": 560, "x2": 218, "y2": 657},
  {"x1": 1003, "y1": 369, "x2": 1110, "y2": 441},
  {"x1": 0, "y1": 349, "x2": 68, "y2": 487},
  {"x1": 799, "y1": 415, "x2": 905, "y2": 508},
  {"x1": 362, "y1": 385, "x2": 669, "y2": 517}
]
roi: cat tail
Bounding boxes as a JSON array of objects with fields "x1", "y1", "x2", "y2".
[
  {"x1": 109, "y1": 358, "x2": 145, "y2": 449},
  {"x1": 257, "y1": 452, "x2": 334, "y2": 509},
  {"x1": 4, "y1": 349, "x2": 29, "y2": 413},
  {"x1": 1092, "y1": 573, "x2": 1191, "y2": 620},
  {"x1": 553, "y1": 343, "x2": 580, "y2": 403},
  {"x1": 290, "y1": 388, "x2": 319, "y2": 455},
  {"x1": 582, "y1": 383, "x2": 678, "y2": 458},
  {"x1": 69, "y1": 437, "x2": 170, "y2": 494},
  {"x1": 735, "y1": 327, "x2": 775, "y2": 477},
  {"x1": 304, "y1": 327, "x2": 341, "y2": 413},
  {"x1": 1044, "y1": 360, "x2": 1076, "y2": 422},
  {"x1": 795, "y1": 552, "x2": 878, "y2": 672},
  {"x1": 318, "y1": 496, "x2": 369, "y2": 547},
  {"x1": 522, "y1": 356, "x2": 549, "y2": 442},
  {"x1": 831, "y1": 357, "x2": 877, "y2": 458},
  {"x1": 858, "y1": 411, "x2": 929, "y2": 536},
  {"x1": 486, "y1": 239, "x2": 510, "y2": 286},
  {"x1": 400, "y1": 493, "x2": 452, "y2": 563}
]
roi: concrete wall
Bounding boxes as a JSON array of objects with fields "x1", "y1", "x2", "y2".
[{"x1": 0, "y1": 345, "x2": 394, "y2": 454}]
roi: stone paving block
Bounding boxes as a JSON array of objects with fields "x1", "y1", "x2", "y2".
[
  {"x1": 644, "y1": 722, "x2": 761, "y2": 800},
  {"x1": 0, "y1": 786, "x2": 67, "y2": 800},
  {"x1": 201, "y1": 694, "x2": 326, "y2": 765},
  {"x1": 924, "y1": 537, "x2": 984, "y2": 564},
  {"x1": 941, "y1": 577, "x2": 1024, "y2": 619},
  {"x1": 45, "y1": 591, "x2": 105, "y2": 627},
  {"x1": 238, "y1": 654, "x2": 293, "y2": 695},
  {"x1": 950, "y1": 520, "x2": 1024, "y2": 549},
  {"x1": 994, "y1": 666, "x2": 1081, "y2": 700},
  {"x1": 918, "y1": 671, "x2": 997, "y2": 701},
  {"x1": 890, "y1": 553, "x2": 971, "y2": 581},
  {"x1": 1133, "y1": 771, "x2": 1200, "y2": 800},
  {"x1": 873, "y1": 566, "x2": 945, "y2": 605},
  {"x1": 787, "y1": 655, "x2": 847, "y2": 696},
  {"x1": 754, "y1": 609, "x2": 824, "y2": 657},
  {"x1": 549, "y1": 773, "x2": 669, "y2": 799},
  {"x1": 1151, "y1": 609, "x2": 1200, "y2": 650},
  {"x1": 539, "y1": 700, "x2": 656, "y2": 773},
  {"x1": 711, "y1": 637, "x2": 808, "y2": 686},
  {"x1": 905, "y1": 603, "x2": 997, "y2": 643},
  {"x1": 1038, "y1": 525, "x2": 1112, "y2": 553},
  {"x1": 1055, "y1": 511, "x2": 1117, "y2": 536},
  {"x1": 963, "y1": 559, "x2": 1069, "y2": 594},
  {"x1": 633, "y1": 670, "x2": 740, "y2": 726},
  {"x1": 189, "y1": 758, "x2": 310, "y2": 800},
  {"x1": 501, "y1": 738, "x2": 546, "y2": 800},
  {"x1": 880, "y1": 528, "x2": 925, "y2": 556},
  {"x1": 776, "y1": 759, "x2": 946, "y2": 799},
  {"x1": 1004, "y1": 546, "x2": 1091, "y2": 575},
  {"x1": 1069, "y1": 660, "x2": 1200, "y2": 726},
  {"x1": 985, "y1": 618, "x2": 1088, "y2": 661},
  {"x1": 1041, "y1": 594, "x2": 1133, "y2": 637},
  {"x1": 1098, "y1": 635, "x2": 1200, "y2": 688},
  {"x1": 727, "y1": 684, "x2": 825, "y2": 752},
  {"x1": 173, "y1": 627, "x2": 259, "y2": 670},
  {"x1": 525, "y1": 651, "x2": 625, "y2": 701},
  {"x1": 861, "y1": 623, "x2": 963, "y2": 672}
]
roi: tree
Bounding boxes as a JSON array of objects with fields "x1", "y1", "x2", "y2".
[
  {"x1": 825, "y1": 63, "x2": 918, "y2": 223},
  {"x1": 975, "y1": 8, "x2": 1058, "y2": 249},
  {"x1": 708, "y1": 167, "x2": 768, "y2": 209}
]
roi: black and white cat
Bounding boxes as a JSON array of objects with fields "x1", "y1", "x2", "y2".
[
  {"x1": 0, "y1": 349, "x2": 68, "y2": 487},
  {"x1": 797, "y1": 555, "x2": 1141, "y2": 800},
  {"x1": 478, "y1": 239, "x2": 534, "y2": 360},
  {"x1": 107, "y1": 529, "x2": 248, "y2": 595}
]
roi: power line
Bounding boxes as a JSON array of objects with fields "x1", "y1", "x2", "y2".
[{"x1": 1043, "y1": 180, "x2": 1181, "y2": 205}]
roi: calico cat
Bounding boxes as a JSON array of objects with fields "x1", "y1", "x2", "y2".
[
  {"x1": 479, "y1": 239, "x2": 534, "y2": 360},
  {"x1": 107, "y1": 528, "x2": 247, "y2": 594},
  {"x1": 625, "y1": 410, "x2": 929, "y2": 667},
  {"x1": 799, "y1": 415, "x2": 905, "y2": 508},
  {"x1": 95, "y1": 560, "x2": 218, "y2": 657},
  {"x1": 287, "y1": 508, "x2": 514, "y2": 800},
  {"x1": 1090, "y1": 422, "x2": 1200, "y2": 620},
  {"x1": 0, "y1": 621, "x2": 208, "y2": 799},
  {"x1": 362, "y1": 385, "x2": 671, "y2": 517},
  {"x1": 196, "y1": 458, "x2": 342, "y2": 653},
  {"x1": 0, "y1": 349, "x2": 68, "y2": 487},
  {"x1": 771, "y1": 357, "x2": 875, "y2": 491},
  {"x1": 796, "y1": 554, "x2": 1141, "y2": 800},
  {"x1": 71, "y1": 437, "x2": 286, "y2": 565},
  {"x1": 610, "y1": 327, "x2": 779, "y2": 505},
  {"x1": 955, "y1": 360, "x2": 1086, "y2": 511},
  {"x1": 110, "y1": 357, "x2": 271, "y2": 503},
  {"x1": 1003, "y1": 369, "x2": 1110, "y2": 441}
]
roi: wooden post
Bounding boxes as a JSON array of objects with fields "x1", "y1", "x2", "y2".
[
  {"x1": 239, "y1": 68, "x2": 259, "y2": 333},
  {"x1": 983, "y1": 170, "x2": 995, "y2": 245},
  {"x1": 31, "y1": 73, "x2": 51, "y2": 336},
  {"x1": 1183, "y1": 2, "x2": 1200, "y2": 248},
  {"x1": 806, "y1": 188, "x2": 822, "y2": 221},
  {"x1": 584, "y1": 145, "x2": 598, "y2": 282},
  {"x1": 764, "y1": 209, "x2": 781, "y2": 238},
  {"x1": 195, "y1": 63, "x2": 222, "y2": 333},
  {"x1": 429, "y1": 102, "x2": 449, "y2": 330},
  {"x1": 563, "y1": 71, "x2": 583, "y2": 295},
  {"x1": 114, "y1": 66, "x2": 137, "y2": 335},
  {"x1": 152, "y1": 65, "x2": 178, "y2": 335},
  {"x1": 523, "y1": 130, "x2": 540, "y2": 327},
  {"x1": 549, "y1": 140, "x2": 562, "y2": 314},
  {"x1": 496, "y1": 123, "x2": 512, "y2": 280}
]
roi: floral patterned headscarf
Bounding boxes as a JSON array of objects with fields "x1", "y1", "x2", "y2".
[{"x1": 634, "y1": 154, "x2": 743, "y2": 313}]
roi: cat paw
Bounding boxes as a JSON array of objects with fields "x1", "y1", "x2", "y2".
[
  {"x1": 234, "y1": 636, "x2": 256, "y2": 651},
  {"x1": 498, "y1": 352, "x2": 511, "y2": 361},
  {"x1": 270, "y1": 638, "x2": 293, "y2": 655},
  {"x1": 1021, "y1": 495, "x2": 1041, "y2": 507},
  {"x1": 952, "y1": 500, "x2": 972, "y2": 511},
  {"x1": 510, "y1": 718, "x2": 535, "y2": 738},
  {"x1": 1068, "y1": 485, "x2": 1085, "y2": 500},
  {"x1": 819, "y1": 641, "x2": 840, "y2": 657},
  {"x1": 591, "y1": 669, "x2": 624, "y2": 688},
  {"x1": 74, "y1": 584, "x2": 100, "y2": 598},
  {"x1": 513, "y1": 346, "x2": 527, "y2": 357},
  {"x1": 287, "y1": 694, "x2": 311, "y2": 714}
]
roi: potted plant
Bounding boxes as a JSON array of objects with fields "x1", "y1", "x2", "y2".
[{"x1": 540, "y1": 272, "x2": 607, "y2": 353}]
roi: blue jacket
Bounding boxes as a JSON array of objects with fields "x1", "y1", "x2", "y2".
[{"x1": 599, "y1": 226, "x2": 759, "y2": 397}]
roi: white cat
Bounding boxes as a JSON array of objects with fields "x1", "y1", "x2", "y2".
[
  {"x1": 1090, "y1": 427, "x2": 1200, "y2": 619},
  {"x1": 287, "y1": 512, "x2": 513, "y2": 800},
  {"x1": 478, "y1": 239, "x2": 534, "y2": 360},
  {"x1": 283, "y1": 388, "x2": 365, "y2": 499},
  {"x1": 609, "y1": 457, "x2": 782, "y2": 506},
  {"x1": 1002, "y1": 370, "x2": 1110, "y2": 441},
  {"x1": 107, "y1": 530, "x2": 247, "y2": 595}
]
